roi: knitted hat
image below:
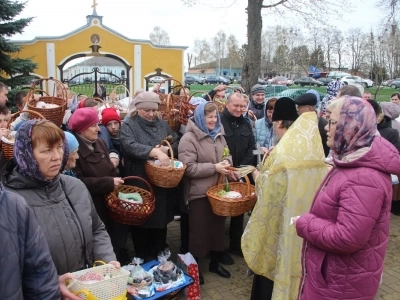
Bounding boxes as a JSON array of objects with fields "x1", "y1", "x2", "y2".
[
  {"x1": 272, "y1": 97, "x2": 298, "y2": 121},
  {"x1": 69, "y1": 107, "x2": 99, "y2": 134},
  {"x1": 101, "y1": 108, "x2": 121, "y2": 126},
  {"x1": 251, "y1": 84, "x2": 265, "y2": 95},
  {"x1": 381, "y1": 101, "x2": 400, "y2": 119},
  {"x1": 134, "y1": 91, "x2": 161, "y2": 110},
  {"x1": 64, "y1": 131, "x2": 79, "y2": 153}
]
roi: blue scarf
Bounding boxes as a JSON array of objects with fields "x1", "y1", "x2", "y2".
[
  {"x1": 13, "y1": 120, "x2": 69, "y2": 185},
  {"x1": 194, "y1": 102, "x2": 222, "y2": 140}
]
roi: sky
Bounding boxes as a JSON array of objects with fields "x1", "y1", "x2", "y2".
[{"x1": 12, "y1": 0, "x2": 386, "y2": 52}]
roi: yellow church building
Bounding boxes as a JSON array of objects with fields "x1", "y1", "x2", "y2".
[{"x1": 11, "y1": 2, "x2": 187, "y2": 94}]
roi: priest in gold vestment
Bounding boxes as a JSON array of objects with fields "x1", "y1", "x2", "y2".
[{"x1": 242, "y1": 97, "x2": 328, "y2": 300}]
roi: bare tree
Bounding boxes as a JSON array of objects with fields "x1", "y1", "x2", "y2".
[
  {"x1": 149, "y1": 26, "x2": 170, "y2": 45},
  {"x1": 333, "y1": 29, "x2": 345, "y2": 70},
  {"x1": 187, "y1": 53, "x2": 193, "y2": 70},
  {"x1": 322, "y1": 27, "x2": 338, "y2": 71},
  {"x1": 182, "y1": 0, "x2": 349, "y2": 93},
  {"x1": 346, "y1": 28, "x2": 368, "y2": 74},
  {"x1": 193, "y1": 39, "x2": 211, "y2": 65}
]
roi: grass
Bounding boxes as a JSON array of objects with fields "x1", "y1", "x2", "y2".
[{"x1": 70, "y1": 83, "x2": 399, "y2": 102}]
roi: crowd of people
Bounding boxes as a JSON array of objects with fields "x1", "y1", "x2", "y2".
[{"x1": 0, "y1": 78, "x2": 399, "y2": 299}]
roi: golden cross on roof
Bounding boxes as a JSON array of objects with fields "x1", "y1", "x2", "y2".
[{"x1": 91, "y1": 0, "x2": 98, "y2": 10}]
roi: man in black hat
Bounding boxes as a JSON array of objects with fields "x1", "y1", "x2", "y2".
[{"x1": 294, "y1": 93, "x2": 330, "y2": 156}]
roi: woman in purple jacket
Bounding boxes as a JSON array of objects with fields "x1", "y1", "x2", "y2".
[{"x1": 294, "y1": 96, "x2": 400, "y2": 300}]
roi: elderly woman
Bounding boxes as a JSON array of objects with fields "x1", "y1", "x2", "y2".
[
  {"x1": 63, "y1": 131, "x2": 79, "y2": 177},
  {"x1": 254, "y1": 97, "x2": 277, "y2": 151},
  {"x1": 1, "y1": 120, "x2": 118, "y2": 299},
  {"x1": 120, "y1": 91, "x2": 179, "y2": 260},
  {"x1": 69, "y1": 107, "x2": 124, "y2": 253},
  {"x1": 294, "y1": 96, "x2": 400, "y2": 299},
  {"x1": 178, "y1": 102, "x2": 233, "y2": 282}
]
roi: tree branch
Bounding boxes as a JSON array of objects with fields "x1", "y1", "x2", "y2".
[{"x1": 262, "y1": 0, "x2": 289, "y2": 9}]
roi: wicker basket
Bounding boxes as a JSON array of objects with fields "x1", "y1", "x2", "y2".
[
  {"x1": 205, "y1": 93, "x2": 226, "y2": 113},
  {"x1": 155, "y1": 78, "x2": 188, "y2": 133},
  {"x1": 110, "y1": 85, "x2": 131, "y2": 118},
  {"x1": 206, "y1": 174, "x2": 257, "y2": 217},
  {"x1": 26, "y1": 78, "x2": 67, "y2": 127},
  {"x1": 145, "y1": 140, "x2": 186, "y2": 188},
  {"x1": 105, "y1": 176, "x2": 155, "y2": 226},
  {"x1": 67, "y1": 262, "x2": 130, "y2": 300},
  {"x1": 1, "y1": 110, "x2": 45, "y2": 160}
]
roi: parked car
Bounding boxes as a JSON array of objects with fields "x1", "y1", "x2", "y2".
[
  {"x1": 277, "y1": 88, "x2": 326, "y2": 100},
  {"x1": 340, "y1": 76, "x2": 374, "y2": 88},
  {"x1": 318, "y1": 77, "x2": 333, "y2": 86},
  {"x1": 327, "y1": 71, "x2": 351, "y2": 79},
  {"x1": 286, "y1": 79, "x2": 293, "y2": 86},
  {"x1": 184, "y1": 76, "x2": 204, "y2": 85},
  {"x1": 222, "y1": 76, "x2": 234, "y2": 84},
  {"x1": 258, "y1": 78, "x2": 267, "y2": 85},
  {"x1": 83, "y1": 77, "x2": 92, "y2": 83},
  {"x1": 382, "y1": 79, "x2": 393, "y2": 86},
  {"x1": 149, "y1": 76, "x2": 164, "y2": 83},
  {"x1": 389, "y1": 78, "x2": 400, "y2": 88},
  {"x1": 68, "y1": 78, "x2": 81, "y2": 85},
  {"x1": 294, "y1": 77, "x2": 324, "y2": 87},
  {"x1": 271, "y1": 76, "x2": 288, "y2": 85},
  {"x1": 205, "y1": 76, "x2": 230, "y2": 85},
  {"x1": 98, "y1": 77, "x2": 109, "y2": 83},
  {"x1": 263, "y1": 85, "x2": 288, "y2": 97}
]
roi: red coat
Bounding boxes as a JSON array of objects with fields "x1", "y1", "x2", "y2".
[{"x1": 296, "y1": 136, "x2": 400, "y2": 300}]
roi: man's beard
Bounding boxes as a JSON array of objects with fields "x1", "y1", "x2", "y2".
[{"x1": 272, "y1": 135, "x2": 281, "y2": 146}]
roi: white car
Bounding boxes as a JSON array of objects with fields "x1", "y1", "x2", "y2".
[
  {"x1": 340, "y1": 76, "x2": 374, "y2": 88},
  {"x1": 149, "y1": 76, "x2": 164, "y2": 83}
]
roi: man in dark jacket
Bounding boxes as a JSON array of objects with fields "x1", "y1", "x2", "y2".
[
  {"x1": 294, "y1": 93, "x2": 330, "y2": 157},
  {"x1": 247, "y1": 84, "x2": 266, "y2": 119},
  {"x1": 0, "y1": 184, "x2": 61, "y2": 299},
  {"x1": 220, "y1": 92, "x2": 256, "y2": 259}
]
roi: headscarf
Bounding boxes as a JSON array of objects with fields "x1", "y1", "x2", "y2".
[
  {"x1": 321, "y1": 80, "x2": 345, "y2": 114},
  {"x1": 333, "y1": 96, "x2": 377, "y2": 159},
  {"x1": 13, "y1": 120, "x2": 69, "y2": 184},
  {"x1": 194, "y1": 102, "x2": 221, "y2": 140}
]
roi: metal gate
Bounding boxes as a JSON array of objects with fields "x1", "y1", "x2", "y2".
[{"x1": 65, "y1": 67, "x2": 128, "y2": 100}]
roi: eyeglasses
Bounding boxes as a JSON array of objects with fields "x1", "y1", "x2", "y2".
[{"x1": 328, "y1": 120, "x2": 338, "y2": 129}]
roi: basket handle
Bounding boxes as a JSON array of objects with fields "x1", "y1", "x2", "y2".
[
  {"x1": 121, "y1": 176, "x2": 154, "y2": 195},
  {"x1": 155, "y1": 77, "x2": 188, "y2": 96},
  {"x1": 92, "y1": 260, "x2": 106, "y2": 267},
  {"x1": 73, "y1": 289, "x2": 97, "y2": 300},
  {"x1": 158, "y1": 139, "x2": 174, "y2": 168},
  {"x1": 110, "y1": 85, "x2": 131, "y2": 108},
  {"x1": 27, "y1": 77, "x2": 68, "y2": 101},
  {"x1": 7, "y1": 110, "x2": 45, "y2": 130},
  {"x1": 92, "y1": 97, "x2": 108, "y2": 108},
  {"x1": 217, "y1": 173, "x2": 251, "y2": 196}
]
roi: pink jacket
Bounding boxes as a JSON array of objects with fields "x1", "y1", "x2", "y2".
[{"x1": 296, "y1": 136, "x2": 400, "y2": 300}]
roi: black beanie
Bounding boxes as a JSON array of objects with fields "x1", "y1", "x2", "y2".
[{"x1": 272, "y1": 97, "x2": 298, "y2": 121}]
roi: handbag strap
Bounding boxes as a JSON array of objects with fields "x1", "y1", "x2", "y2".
[{"x1": 60, "y1": 178, "x2": 90, "y2": 268}]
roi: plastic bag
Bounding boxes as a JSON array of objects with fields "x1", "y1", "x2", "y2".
[{"x1": 129, "y1": 258, "x2": 150, "y2": 284}]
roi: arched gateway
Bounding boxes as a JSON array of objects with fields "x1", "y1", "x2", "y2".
[{"x1": 11, "y1": 2, "x2": 187, "y2": 95}]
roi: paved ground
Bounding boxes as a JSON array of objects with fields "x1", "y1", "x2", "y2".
[{"x1": 128, "y1": 213, "x2": 400, "y2": 299}]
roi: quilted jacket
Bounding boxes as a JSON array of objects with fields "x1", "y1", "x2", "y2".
[
  {"x1": 296, "y1": 136, "x2": 400, "y2": 300},
  {"x1": 0, "y1": 184, "x2": 60, "y2": 299}
]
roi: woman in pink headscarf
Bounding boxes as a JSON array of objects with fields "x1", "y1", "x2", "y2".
[{"x1": 294, "y1": 96, "x2": 400, "y2": 300}]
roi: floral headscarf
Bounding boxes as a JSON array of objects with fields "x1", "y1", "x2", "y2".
[
  {"x1": 333, "y1": 96, "x2": 377, "y2": 159},
  {"x1": 13, "y1": 120, "x2": 69, "y2": 184}
]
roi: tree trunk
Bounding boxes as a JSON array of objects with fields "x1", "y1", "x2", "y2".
[{"x1": 242, "y1": 0, "x2": 263, "y2": 94}]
